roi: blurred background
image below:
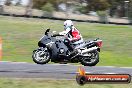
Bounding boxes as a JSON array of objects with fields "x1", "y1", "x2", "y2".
[
  {"x1": 0, "y1": 0, "x2": 132, "y2": 66},
  {"x1": 0, "y1": 0, "x2": 132, "y2": 24},
  {"x1": 0, "y1": 1, "x2": 132, "y2": 87}
]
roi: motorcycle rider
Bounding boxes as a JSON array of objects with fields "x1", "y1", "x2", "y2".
[{"x1": 58, "y1": 20, "x2": 83, "y2": 50}]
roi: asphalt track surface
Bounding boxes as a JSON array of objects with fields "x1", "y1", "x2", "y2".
[{"x1": 0, "y1": 62, "x2": 132, "y2": 79}]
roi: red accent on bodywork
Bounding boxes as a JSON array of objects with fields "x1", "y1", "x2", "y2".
[{"x1": 97, "y1": 41, "x2": 102, "y2": 48}]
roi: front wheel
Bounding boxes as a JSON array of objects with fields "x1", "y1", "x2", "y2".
[
  {"x1": 81, "y1": 50, "x2": 99, "y2": 66},
  {"x1": 32, "y1": 47, "x2": 50, "y2": 64}
]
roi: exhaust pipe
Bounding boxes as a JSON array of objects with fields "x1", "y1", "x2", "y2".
[{"x1": 81, "y1": 46, "x2": 98, "y2": 54}]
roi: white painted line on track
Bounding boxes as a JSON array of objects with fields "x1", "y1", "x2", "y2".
[
  {"x1": 75, "y1": 72, "x2": 119, "y2": 74},
  {"x1": 0, "y1": 61, "x2": 28, "y2": 64},
  {"x1": 103, "y1": 73, "x2": 117, "y2": 74},
  {"x1": 0, "y1": 61, "x2": 11, "y2": 63},
  {"x1": 49, "y1": 64, "x2": 71, "y2": 66},
  {"x1": 97, "y1": 66, "x2": 116, "y2": 68},
  {"x1": 76, "y1": 72, "x2": 92, "y2": 74},
  {"x1": 119, "y1": 67, "x2": 132, "y2": 69},
  {"x1": 0, "y1": 61, "x2": 132, "y2": 69},
  {"x1": 8, "y1": 78, "x2": 75, "y2": 80}
]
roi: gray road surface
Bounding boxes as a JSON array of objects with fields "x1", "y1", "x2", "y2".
[{"x1": 0, "y1": 62, "x2": 132, "y2": 79}]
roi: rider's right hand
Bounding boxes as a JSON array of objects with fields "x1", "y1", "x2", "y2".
[{"x1": 51, "y1": 33, "x2": 59, "y2": 37}]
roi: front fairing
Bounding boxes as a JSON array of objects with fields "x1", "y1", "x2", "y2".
[
  {"x1": 38, "y1": 35, "x2": 69, "y2": 60},
  {"x1": 50, "y1": 39, "x2": 69, "y2": 60},
  {"x1": 38, "y1": 35, "x2": 56, "y2": 47}
]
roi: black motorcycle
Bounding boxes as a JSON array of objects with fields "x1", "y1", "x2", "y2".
[{"x1": 32, "y1": 29, "x2": 103, "y2": 66}]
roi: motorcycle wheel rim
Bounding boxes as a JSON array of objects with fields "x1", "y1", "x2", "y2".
[{"x1": 34, "y1": 49, "x2": 50, "y2": 62}]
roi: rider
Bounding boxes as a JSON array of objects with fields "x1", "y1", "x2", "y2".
[{"x1": 59, "y1": 20, "x2": 83, "y2": 50}]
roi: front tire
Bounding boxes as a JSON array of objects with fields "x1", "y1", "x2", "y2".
[
  {"x1": 32, "y1": 47, "x2": 50, "y2": 64},
  {"x1": 81, "y1": 50, "x2": 99, "y2": 66}
]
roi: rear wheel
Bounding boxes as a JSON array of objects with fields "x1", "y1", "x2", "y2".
[
  {"x1": 81, "y1": 50, "x2": 99, "y2": 66},
  {"x1": 32, "y1": 47, "x2": 50, "y2": 64}
]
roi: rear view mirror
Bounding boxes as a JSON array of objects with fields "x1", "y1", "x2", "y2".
[{"x1": 45, "y1": 29, "x2": 50, "y2": 35}]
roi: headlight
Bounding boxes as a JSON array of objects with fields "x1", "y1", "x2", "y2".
[{"x1": 59, "y1": 48, "x2": 65, "y2": 54}]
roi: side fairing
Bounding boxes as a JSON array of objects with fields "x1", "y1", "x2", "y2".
[{"x1": 50, "y1": 40, "x2": 68, "y2": 60}]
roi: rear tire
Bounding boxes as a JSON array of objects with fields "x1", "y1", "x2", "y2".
[
  {"x1": 81, "y1": 50, "x2": 99, "y2": 66},
  {"x1": 32, "y1": 47, "x2": 50, "y2": 64}
]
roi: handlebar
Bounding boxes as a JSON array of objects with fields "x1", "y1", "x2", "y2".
[{"x1": 52, "y1": 34, "x2": 64, "y2": 37}]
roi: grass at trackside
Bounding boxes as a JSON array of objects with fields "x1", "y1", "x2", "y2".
[
  {"x1": 0, "y1": 16, "x2": 132, "y2": 66},
  {"x1": 0, "y1": 78, "x2": 131, "y2": 88}
]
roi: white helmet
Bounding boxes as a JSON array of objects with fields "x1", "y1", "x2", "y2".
[{"x1": 64, "y1": 20, "x2": 73, "y2": 30}]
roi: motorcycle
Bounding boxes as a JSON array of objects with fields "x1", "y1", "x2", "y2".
[{"x1": 32, "y1": 29, "x2": 103, "y2": 66}]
